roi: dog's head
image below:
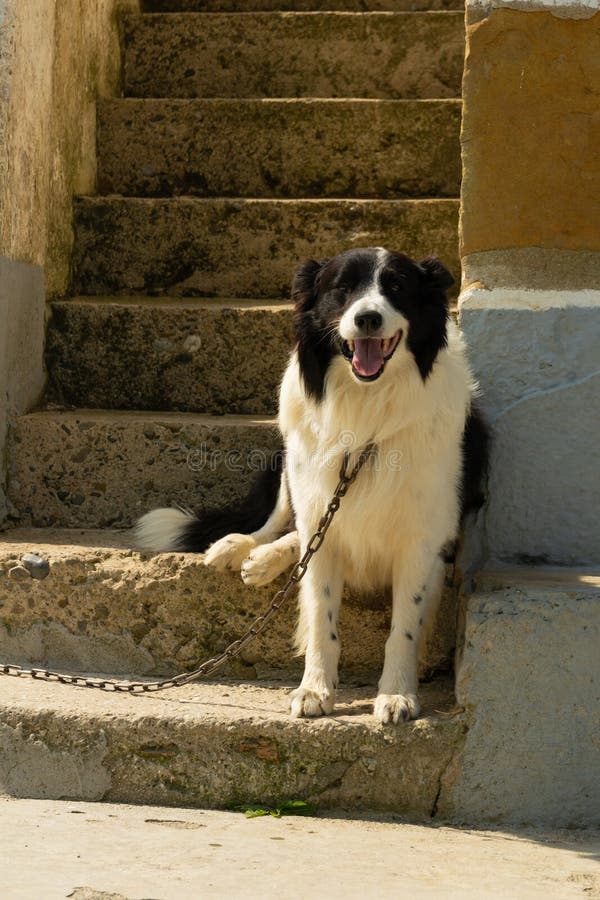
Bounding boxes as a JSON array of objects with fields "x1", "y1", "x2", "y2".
[{"x1": 292, "y1": 247, "x2": 453, "y2": 401}]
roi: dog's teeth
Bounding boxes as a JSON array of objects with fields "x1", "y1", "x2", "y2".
[{"x1": 348, "y1": 341, "x2": 355, "y2": 352}]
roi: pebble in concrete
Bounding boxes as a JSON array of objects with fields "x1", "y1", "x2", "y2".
[{"x1": 21, "y1": 553, "x2": 51, "y2": 580}]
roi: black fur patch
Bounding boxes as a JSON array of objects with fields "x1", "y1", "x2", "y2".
[
  {"x1": 176, "y1": 451, "x2": 284, "y2": 552},
  {"x1": 408, "y1": 256, "x2": 451, "y2": 380},
  {"x1": 461, "y1": 405, "x2": 490, "y2": 517},
  {"x1": 439, "y1": 540, "x2": 458, "y2": 564},
  {"x1": 292, "y1": 257, "x2": 335, "y2": 401}
]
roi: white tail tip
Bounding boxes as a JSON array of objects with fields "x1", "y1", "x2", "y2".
[{"x1": 133, "y1": 508, "x2": 194, "y2": 551}]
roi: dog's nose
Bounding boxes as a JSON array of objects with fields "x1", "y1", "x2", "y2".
[{"x1": 354, "y1": 310, "x2": 383, "y2": 334}]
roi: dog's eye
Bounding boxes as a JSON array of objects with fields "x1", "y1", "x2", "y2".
[
  {"x1": 335, "y1": 284, "x2": 351, "y2": 300},
  {"x1": 388, "y1": 275, "x2": 407, "y2": 294}
]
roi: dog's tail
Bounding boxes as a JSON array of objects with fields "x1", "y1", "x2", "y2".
[
  {"x1": 134, "y1": 452, "x2": 283, "y2": 553},
  {"x1": 460, "y1": 405, "x2": 490, "y2": 518}
]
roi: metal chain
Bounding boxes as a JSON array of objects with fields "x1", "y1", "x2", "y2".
[{"x1": 0, "y1": 443, "x2": 375, "y2": 694}]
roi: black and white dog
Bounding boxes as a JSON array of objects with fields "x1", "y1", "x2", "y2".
[{"x1": 136, "y1": 248, "x2": 488, "y2": 725}]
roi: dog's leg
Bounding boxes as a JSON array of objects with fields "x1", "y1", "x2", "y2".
[
  {"x1": 290, "y1": 548, "x2": 344, "y2": 718},
  {"x1": 240, "y1": 531, "x2": 300, "y2": 586},
  {"x1": 204, "y1": 470, "x2": 293, "y2": 573},
  {"x1": 374, "y1": 545, "x2": 444, "y2": 725}
]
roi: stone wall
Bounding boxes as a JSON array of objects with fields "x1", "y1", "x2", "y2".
[
  {"x1": 0, "y1": 0, "x2": 140, "y2": 521},
  {"x1": 459, "y1": 0, "x2": 600, "y2": 564}
]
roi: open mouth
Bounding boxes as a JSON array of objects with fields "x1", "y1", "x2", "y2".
[{"x1": 341, "y1": 330, "x2": 403, "y2": 382}]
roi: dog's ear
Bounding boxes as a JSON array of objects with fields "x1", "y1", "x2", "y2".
[
  {"x1": 292, "y1": 258, "x2": 331, "y2": 402},
  {"x1": 408, "y1": 256, "x2": 451, "y2": 382},
  {"x1": 419, "y1": 256, "x2": 455, "y2": 294},
  {"x1": 292, "y1": 258, "x2": 329, "y2": 312}
]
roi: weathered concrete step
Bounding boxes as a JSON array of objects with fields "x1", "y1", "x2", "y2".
[
  {"x1": 72, "y1": 198, "x2": 459, "y2": 297},
  {"x1": 47, "y1": 299, "x2": 293, "y2": 416},
  {"x1": 8, "y1": 410, "x2": 280, "y2": 528},
  {"x1": 46, "y1": 296, "x2": 458, "y2": 415},
  {"x1": 454, "y1": 567, "x2": 600, "y2": 826},
  {"x1": 143, "y1": 1, "x2": 463, "y2": 11},
  {"x1": 0, "y1": 528, "x2": 455, "y2": 680},
  {"x1": 124, "y1": 12, "x2": 464, "y2": 100},
  {"x1": 98, "y1": 99, "x2": 461, "y2": 199},
  {"x1": 0, "y1": 673, "x2": 461, "y2": 813}
]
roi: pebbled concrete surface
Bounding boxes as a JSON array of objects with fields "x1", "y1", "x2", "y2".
[
  {"x1": 8, "y1": 410, "x2": 281, "y2": 528},
  {"x1": 0, "y1": 675, "x2": 461, "y2": 814},
  {"x1": 2, "y1": 799, "x2": 599, "y2": 900},
  {"x1": 46, "y1": 299, "x2": 294, "y2": 415},
  {"x1": 123, "y1": 11, "x2": 464, "y2": 99},
  {"x1": 71, "y1": 197, "x2": 459, "y2": 298},
  {"x1": 0, "y1": 527, "x2": 457, "y2": 679},
  {"x1": 97, "y1": 98, "x2": 461, "y2": 199}
]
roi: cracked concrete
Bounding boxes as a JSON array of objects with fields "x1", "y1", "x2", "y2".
[{"x1": 0, "y1": 527, "x2": 458, "y2": 678}]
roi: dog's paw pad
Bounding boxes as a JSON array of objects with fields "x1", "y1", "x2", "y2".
[
  {"x1": 289, "y1": 686, "x2": 335, "y2": 718},
  {"x1": 374, "y1": 693, "x2": 420, "y2": 725},
  {"x1": 203, "y1": 534, "x2": 256, "y2": 573}
]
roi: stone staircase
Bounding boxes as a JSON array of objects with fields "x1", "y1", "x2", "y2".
[{"x1": 1, "y1": 0, "x2": 468, "y2": 814}]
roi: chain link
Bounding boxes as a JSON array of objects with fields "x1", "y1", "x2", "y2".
[{"x1": 0, "y1": 443, "x2": 375, "y2": 694}]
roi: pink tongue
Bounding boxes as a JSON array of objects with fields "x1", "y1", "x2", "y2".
[{"x1": 352, "y1": 339, "x2": 383, "y2": 377}]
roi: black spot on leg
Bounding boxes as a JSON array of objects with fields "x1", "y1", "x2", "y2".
[
  {"x1": 405, "y1": 631, "x2": 413, "y2": 641},
  {"x1": 323, "y1": 584, "x2": 331, "y2": 597},
  {"x1": 330, "y1": 632, "x2": 338, "y2": 641},
  {"x1": 413, "y1": 595, "x2": 423, "y2": 605},
  {"x1": 419, "y1": 617, "x2": 423, "y2": 626},
  {"x1": 328, "y1": 610, "x2": 333, "y2": 622}
]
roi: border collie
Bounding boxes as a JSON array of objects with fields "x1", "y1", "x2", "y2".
[{"x1": 136, "y1": 248, "x2": 488, "y2": 725}]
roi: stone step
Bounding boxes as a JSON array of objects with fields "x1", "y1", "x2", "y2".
[
  {"x1": 124, "y1": 12, "x2": 464, "y2": 100},
  {"x1": 71, "y1": 197, "x2": 459, "y2": 297},
  {"x1": 8, "y1": 410, "x2": 280, "y2": 528},
  {"x1": 98, "y1": 99, "x2": 461, "y2": 200},
  {"x1": 0, "y1": 527, "x2": 456, "y2": 680},
  {"x1": 46, "y1": 296, "x2": 457, "y2": 416},
  {"x1": 47, "y1": 298, "x2": 293, "y2": 416},
  {"x1": 142, "y1": 1, "x2": 464, "y2": 16},
  {"x1": 0, "y1": 672, "x2": 460, "y2": 814}
]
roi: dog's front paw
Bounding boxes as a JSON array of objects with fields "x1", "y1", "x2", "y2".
[
  {"x1": 290, "y1": 685, "x2": 335, "y2": 718},
  {"x1": 241, "y1": 543, "x2": 291, "y2": 587},
  {"x1": 374, "y1": 693, "x2": 420, "y2": 725},
  {"x1": 203, "y1": 534, "x2": 256, "y2": 573}
]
